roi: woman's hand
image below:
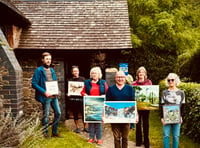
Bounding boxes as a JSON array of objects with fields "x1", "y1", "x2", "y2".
[
  {"x1": 135, "y1": 111, "x2": 139, "y2": 123},
  {"x1": 161, "y1": 118, "x2": 165, "y2": 125}
]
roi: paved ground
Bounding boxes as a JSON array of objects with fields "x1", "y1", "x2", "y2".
[{"x1": 64, "y1": 119, "x2": 146, "y2": 148}]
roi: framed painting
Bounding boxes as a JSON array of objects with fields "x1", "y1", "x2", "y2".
[
  {"x1": 134, "y1": 85, "x2": 159, "y2": 110},
  {"x1": 163, "y1": 105, "x2": 181, "y2": 124},
  {"x1": 84, "y1": 96, "x2": 105, "y2": 123},
  {"x1": 68, "y1": 81, "x2": 84, "y2": 96},
  {"x1": 45, "y1": 81, "x2": 59, "y2": 95},
  {"x1": 104, "y1": 101, "x2": 137, "y2": 123}
]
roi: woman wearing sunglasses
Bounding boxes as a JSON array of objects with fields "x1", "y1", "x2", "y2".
[{"x1": 160, "y1": 73, "x2": 186, "y2": 148}]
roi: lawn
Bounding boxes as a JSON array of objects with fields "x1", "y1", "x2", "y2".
[
  {"x1": 20, "y1": 124, "x2": 96, "y2": 148},
  {"x1": 129, "y1": 110, "x2": 200, "y2": 148}
]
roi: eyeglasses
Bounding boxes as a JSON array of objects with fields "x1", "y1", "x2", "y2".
[
  {"x1": 116, "y1": 76, "x2": 125, "y2": 79},
  {"x1": 167, "y1": 79, "x2": 174, "y2": 82}
]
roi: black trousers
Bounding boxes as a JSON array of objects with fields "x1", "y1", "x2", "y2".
[{"x1": 136, "y1": 110, "x2": 150, "y2": 148}]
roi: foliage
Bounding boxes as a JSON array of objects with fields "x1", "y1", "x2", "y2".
[
  {"x1": 21, "y1": 123, "x2": 96, "y2": 148},
  {"x1": 0, "y1": 109, "x2": 40, "y2": 147},
  {"x1": 159, "y1": 80, "x2": 200, "y2": 143},
  {"x1": 129, "y1": 110, "x2": 200, "y2": 147},
  {"x1": 127, "y1": 0, "x2": 200, "y2": 83}
]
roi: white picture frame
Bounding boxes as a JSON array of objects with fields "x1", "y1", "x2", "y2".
[
  {"x1": 84, "y1": 96, "x2": 105, "y2": 123},
  {"x1": 45, "y1": 81, "x2": 59, "y2": 95},
  {"x1": 68, "y1": 81, "x2": 84, "y2": 96},
  {"x1": 104, "y1": 101, "x2": 137, "y2": 123}
]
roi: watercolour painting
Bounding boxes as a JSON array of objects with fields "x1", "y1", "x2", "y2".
[
  {"x1": 134, "y1": 85, "x2": 159, "y2": 110},
  {"x1": 68, "y1": 81, "x2": 84, "y2": 96},
  {"x1": 84, "y1": 96, "x2": 105, "y2": 123},
  {"x1": 104, "y1": 101, "x2": 137, "y2": 123},
  {"x1": 163, "y1": 105, "x2": 181, "y2": 124}
]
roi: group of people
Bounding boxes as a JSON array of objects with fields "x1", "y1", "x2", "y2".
[{"x1": 32, "y1": 52, "x2": 185, "y2": 148}]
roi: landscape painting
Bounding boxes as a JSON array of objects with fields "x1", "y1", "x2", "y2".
[
  {"x1": 104, "y1": 101, "x2": 137, "y2": 123},
  {"x1": 163, "y1": 105, "x2": 181, "y2": 124},
  {"x1": 68, "y1": 81, "x2": 84, "y2": 96},
  {"x1": 134, "y1": 85, "x2": 159, "y2": 110},
  {"x1": 84, "y1": 96, "x2": 105, "y2": 123}
]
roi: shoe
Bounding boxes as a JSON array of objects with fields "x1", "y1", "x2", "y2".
[
  {"x1": 43, "y1": 133, "x2": 50, "y2": 139},
  {"x1": 88, "y1": 139, "x2": 94, "y2": 143},
  {"x1": 97, "y1": 139, "x2": 102, "y2": 145},
  {"x1": 83, "y1": 128, "x2": 89, "y2": 133},
  {"x1": 74, "y1": 128, "x2": 80, "y2": 133},
  {"x1": 52, "y1": 133, "x2": 63, "y2": 138}
]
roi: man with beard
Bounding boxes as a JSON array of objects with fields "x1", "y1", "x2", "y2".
[{"x1": 32, "y1": 52, "x2": 62, "y2": 138}]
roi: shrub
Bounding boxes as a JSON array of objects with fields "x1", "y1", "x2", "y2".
[
  {"x1": 159, "y1": 81, "x2": 200, "y2": 143},
  {"x1": 0, "y1": 108, "x2": 41, "y2": 147}
]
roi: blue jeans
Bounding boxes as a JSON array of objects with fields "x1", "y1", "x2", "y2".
[
  {"x1": 42, "y1": 98, "x2": 61, "y2": 134},
  {"x1": 163, "y1": 124, "x2": 181, "y2": 148},
  {"x1": 88, "y1": 123, "x2": 102, "y2": 139}
]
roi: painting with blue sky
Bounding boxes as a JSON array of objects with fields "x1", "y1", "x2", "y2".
[{"x1": 104, "y1": 101, "x2": 137, "y2": 123}]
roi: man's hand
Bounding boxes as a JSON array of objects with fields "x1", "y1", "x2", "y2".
[{"x1": 44, "y1": 91, "x2": 52, "y2": 98}]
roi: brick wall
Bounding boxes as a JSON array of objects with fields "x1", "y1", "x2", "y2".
[{"x1": 0, "y1": 29, "x2": 23, "y2": 117}]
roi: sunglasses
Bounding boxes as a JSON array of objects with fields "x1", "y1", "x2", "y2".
[{"x1": 167, "y1": 79, "x2": 174, "y2": 82}]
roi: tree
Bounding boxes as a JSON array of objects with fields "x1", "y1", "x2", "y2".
[{"x1": 127, "y1": 0, "x2": 200, "y2": 83}]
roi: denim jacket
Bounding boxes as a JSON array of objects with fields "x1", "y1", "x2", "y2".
[{"x1": 32, "y1": 66, "x2": 57, "y2": 103}]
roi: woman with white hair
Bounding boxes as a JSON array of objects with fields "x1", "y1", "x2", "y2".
[
  {"x1": 160, "y1": 73, "x2": 185, "y2": 148},
  {"x1": 81, "y1": 66, "x2": 108, "y2": 145}
]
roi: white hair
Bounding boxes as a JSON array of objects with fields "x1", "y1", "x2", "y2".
[
  {"x1": 90, "y1": 66, "x2": 102, "y2": 79},
  {"x1": 165, "y1": 73, "x2": 181, "y2": 86}
]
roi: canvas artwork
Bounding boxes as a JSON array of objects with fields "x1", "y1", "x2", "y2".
[
  {"x1": 68, "y1": 81, "x2": 84, "y2": 96},
  {"x1": 84, "y1": 96, "x2": 105, "y2": 123},
  {"x1": 163, "y1": 105, "x2": 181, "y2": 124},
  {"x1": 134, "y1": 85, "x2": 159, "y2": 110},
  {"x1": 104, "y1": 101, "x2": 137, "y2": 123}
]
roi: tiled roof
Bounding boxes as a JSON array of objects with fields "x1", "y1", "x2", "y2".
[
  {"x1": 0, "y1": 0, "x2": 30, "y2": 27},
  {"x1": 13, "y1": 1, "x2": 132, "y2": 50}
]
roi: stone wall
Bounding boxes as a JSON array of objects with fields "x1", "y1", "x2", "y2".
[{"x1": 20, "y1": 60, "x2": 42, "y2": 117}]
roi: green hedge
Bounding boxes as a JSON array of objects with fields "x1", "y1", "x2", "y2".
[{"x1": 159, "y1": 81, "x2": 200, "y2": 143}]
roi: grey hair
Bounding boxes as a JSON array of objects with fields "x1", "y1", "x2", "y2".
[
  {"x1": 90, "y1": 66, "x2": 102, "y2": 79},
  {"x1": 165, "y1": 73, "x2": 181, "y2": 86},
  {"x1": 136, "y1": 66, "x2": 147, "y2": 80}
]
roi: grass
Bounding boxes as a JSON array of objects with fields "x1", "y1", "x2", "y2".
[
  {"x1": 129, "y1": 110, "x2": 200, "y2": 148},
  {"x1": 21, "y1": 123, "x2": 96, "y2": 148}
]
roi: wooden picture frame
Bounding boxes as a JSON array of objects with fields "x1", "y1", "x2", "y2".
[{"x1": 163, "y1": 104, "x2": 181, "y2": 124}]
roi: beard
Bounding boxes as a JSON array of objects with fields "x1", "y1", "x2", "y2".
[{"x1": 43, "y1": 63, "x2": 50, "y2": 68}]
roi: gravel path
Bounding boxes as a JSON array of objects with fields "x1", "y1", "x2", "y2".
[{"x1": 64, "y1": 119, "x2": 146, "y2": 148}]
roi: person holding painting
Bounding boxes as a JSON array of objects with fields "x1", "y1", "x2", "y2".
[
  {"x1": 32, "y1": 52, "x2": 62, "y2": 138},
  {"x1": 160, "y1": 73, "x2": 185, "y2": 148},
  {"x1": 132, "y1": 66, "x2": 152, "y2": 148},
  {"x1": 81, "y1": 66, "x2": 108, "y2": 145},
  {"x1": 67, "y1": 65, "x2": 88, "y2": 133},
  {"x1": 106, "y1": 71, "x2": 138, "y2": 148}
]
